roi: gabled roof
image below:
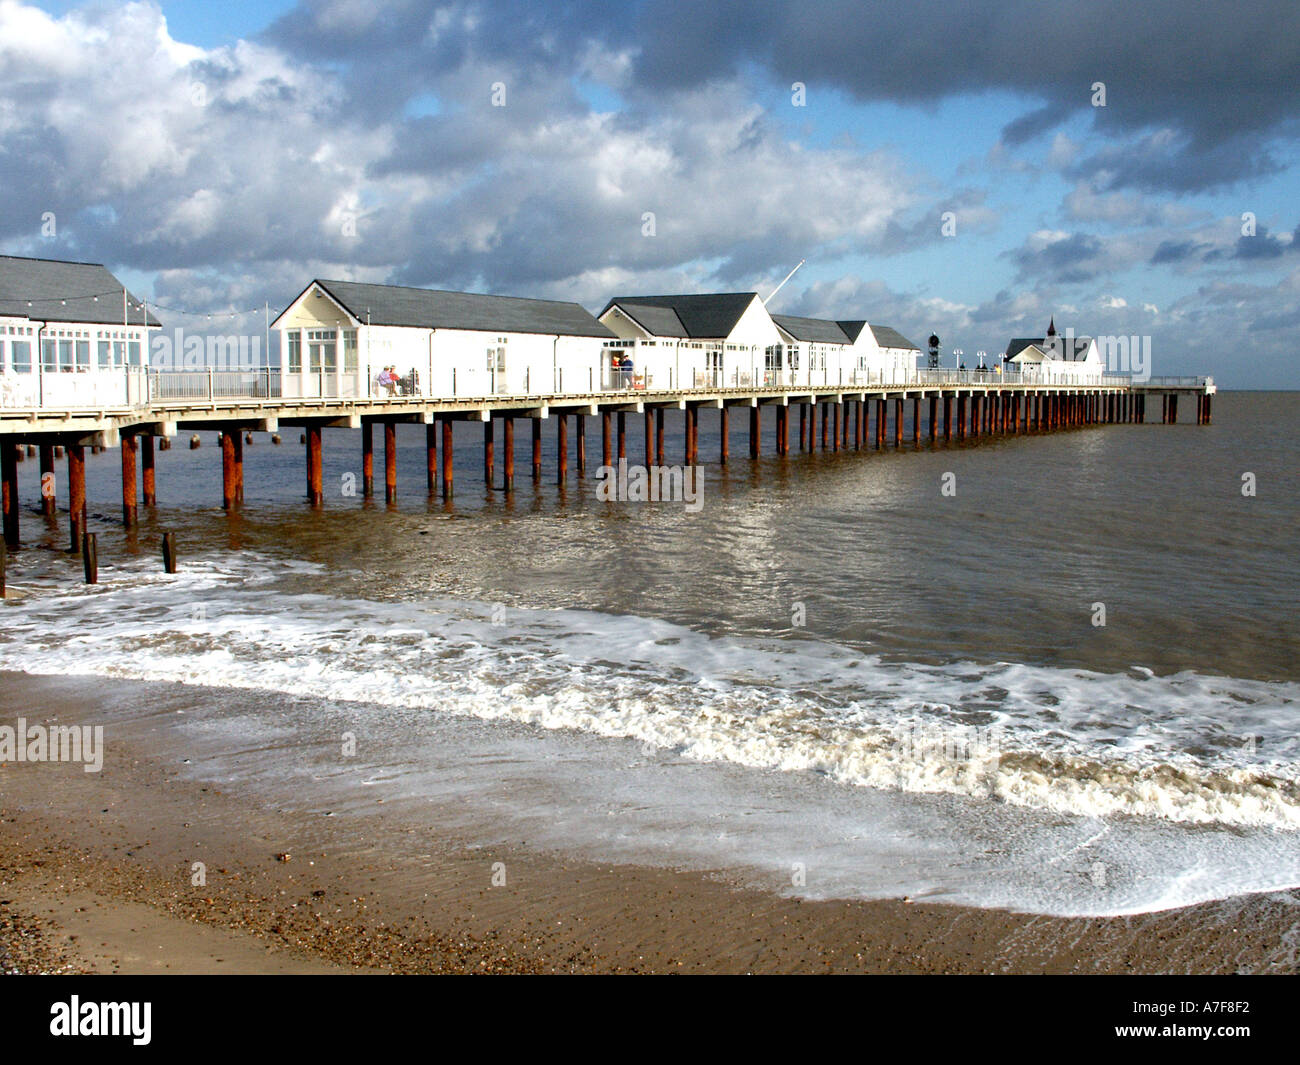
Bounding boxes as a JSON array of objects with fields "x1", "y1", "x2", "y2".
[
  {"x1": 598, "y1": 293, "x2": 757, "y2": 339},
  {"x1": 771, "y1": 314, "x2": 853, "y2": 344},
  {"x1": 836, "y1": 320, "x2": 869, "y2": 343},
  {"x1": 868, "y1": 324, "x2": 919, "y2": 351},
  {"x1": 1005, "y1": 335, "x2": 1094, "y2": 361},
  {"x1": 287, "y1": 279, "x2": 615, "y2": 338},
  {"x1": 0, "y1": 255, "x2": 161, "y2": 327}
]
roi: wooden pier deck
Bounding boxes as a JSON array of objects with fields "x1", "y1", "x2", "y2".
[{"x1": 0, "y1": 372, "x2": 1215, "y2": 558}]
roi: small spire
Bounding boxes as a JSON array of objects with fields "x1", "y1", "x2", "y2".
[{"x1": 1046, "y1": 316, "x2": 1056, "y2": 337}]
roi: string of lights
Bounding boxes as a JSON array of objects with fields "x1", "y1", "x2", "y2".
[{"x1": 1, "y1": 288, "x2": 277, "y2": 318}]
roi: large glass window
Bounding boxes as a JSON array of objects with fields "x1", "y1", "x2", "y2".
[
  {"x1": 11, "y1": 340, "x2": 31, "y2": 373},
  {"x1": 76, "y1": 340, "x2": 90, "y2": 370},
  {"x1": 286, "y1": 330, "x2": 301, "y2": 373},
  {"x1": 98, "y1": 340, "x2": 112, "y2": 368},
  {"x1": 42, "y1": 338, "x2": 56, "y2": 371},
  {"x1": 59, "y1": 339, "x2": 73, "y2": 371},
  {"x1": 128, "y1": 341, "x2": 141, "y2": 366},
  {"x1": 307, "y1": 329, "x2": 336, "y2": 373},
  {"x1": 343, "y1": 330, "x2": 357, "y2": 373}
]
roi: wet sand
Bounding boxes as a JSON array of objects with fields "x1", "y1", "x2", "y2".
[{"x1": 1, "y1": 671, "x2": 1297, "y2": 975}]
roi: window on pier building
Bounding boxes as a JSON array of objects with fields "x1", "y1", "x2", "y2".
[
  {"x1": 10, "y1": 339, "x2": 32, "y2": 373},
  {"x1": 307, "y1": 329, "x2": 337, "y2": 373},
  {"x1": 98, "y1": 340, "x2": 112, "y2": 368},
  {"x1": 128, "y1": 340, "x2": 141, "y2": 366},
  {"x1": 76, "y1": 340, "x2": 90, "y2": 370},
  {"x1": 286, "y1": 330, "x2": 302, "y2": 373},
  {"x1": 343, "y1": 329, "x2": 358, "y2": 373}
]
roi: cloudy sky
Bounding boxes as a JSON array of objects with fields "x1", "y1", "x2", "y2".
[{"x1": 3, "y1": 0, "x2": 1298, "y2": 386}]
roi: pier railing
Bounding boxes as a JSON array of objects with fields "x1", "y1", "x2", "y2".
[{"x1": 0, "y1": 365, "x2": 1158, "y2": 418}]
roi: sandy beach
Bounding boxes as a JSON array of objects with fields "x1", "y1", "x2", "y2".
[{"x1": 2, "y1": 672, "x2": 1297, "y2": 976}]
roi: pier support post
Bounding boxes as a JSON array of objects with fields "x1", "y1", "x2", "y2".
[
  {"x1": 121, "y1": 432, "x2": 138, "y2": 527},
  {"x1": 912, "y1": 398, "x2": 921, "y2": 445},
  {"x1": 656, "y1": 409, "x2": 665, "y2": 466},
  {"x1": 530, "y1": 417, "x2": 542, "y2": 481},
  {"x1": 645, "y1": 410, "x2": 654, "y2": 468},
  {"x1": 1, "y1": 440, "x2": 18, "y2": 548},
  {"x1": 577, "y1": 415, "x2": 587, "y2": 473},
  {"x1": 617, "y1": 412, "x2": 627, "y2": 461},
  {"x1": 557, "y1": 415, "x2": 568, "y2": 485},
  {"x1": 39, "y1": 445, "x2": 55, "y2": 517},
  {"x1": 929, "y1": 396, "x2": 938, "y2": 441},
  {"x1": 236, "y1": 431, "x2": 245, "y2": 504},
  {"x1": 142, "y1": 435, "x2": 156, "y2": 506},
  {"x1": 718, "y1": 406, "x2": 728, "y2": 464},
  {"x1": 503, "y1": 418, "x2": 515, "y2": 492},
  {"x1": 799, "y1": 404, "x2": 806, "y2": 451},
  {"x1": 1203, "y1": 394, "x2": 1212, "y2": 424},
  {"x1": 875, "y1": 398, "x2": 886, "y2": 448},
  {"x1": 956, "y1": 395, "x2": 966, "y2": 439},
  {"x1": 384, "y1": 422, "x2": 397, "y2": 503},
  {"x1": 426, "y1": 423, "x2": 437, "y2": 496},
  {"x1": 807, "y1": 401, "x2": 815, "y2": 452},
  {"x1": 222, "y1": 431, "x2": 238, "y2": 511},
  {"x1": 484, "y1": 418, "x2": 494, "y2": 489},
  {"x1": 443, "y1": 418, "x2": 455, "y2": 499},
  {"x1": 602, "y1": 412, "x2": 612, "y2": 469},
  {"x1": 305, "y1": 426, "x2": 323, "y2": 507},
  {"x1": 1170, "y1": 395, "x2": 1178, "y2": 424},
  {"x1": 894, "y1": 398, "x2": 904, "y2": 447},
  {"x1": 688, "y1": 407, "x2": 699, "y2": 466},
  {"x1": 68, "y1": 444, "x2": 86, "y2": 551},
  {"x1": 362, "y1": 423, "x2": 375, "y2": 498},
  {"x1": 830, "y1": 403, "x2": 839, "y2": 452}
]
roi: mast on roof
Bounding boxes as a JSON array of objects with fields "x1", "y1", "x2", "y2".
[{"x1": 763, "y1": 259, "x2": 806, "y2": 305}]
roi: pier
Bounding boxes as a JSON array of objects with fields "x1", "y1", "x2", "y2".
[{"x1": 0, "y1": 369, "x2": 1213, "y2": 557}]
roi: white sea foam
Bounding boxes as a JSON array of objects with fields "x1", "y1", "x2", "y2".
[{"x1": 1, "y1": 552, "x2": 1297, "y2": 835}]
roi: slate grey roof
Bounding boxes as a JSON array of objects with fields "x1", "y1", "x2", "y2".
[
  {"x1": 0, "y1": 255, "x2": 161, "y2": 327},
  {"x1": 598, "y1": 293, "x2": 757, "y2": 339},
  {"x1": 771, "y1": 314, "x2": 853, "y2": 344},
  {"x1": 837, "y1": 320, "x2": 869, "y2": 343},
  {"x1": 305, "y1": 280, "x2": 615, "y2": 338},
  {"x1": 868, "y1": 324, "x2": 919, "y2": 351},
  {"x1": 1005, "y1": 336, "x2": 1094, "y2": 361}
]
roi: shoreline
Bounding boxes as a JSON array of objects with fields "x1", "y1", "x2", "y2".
[{"x1": 1, "y1": 671, "x2": 1297, "y2": 974}]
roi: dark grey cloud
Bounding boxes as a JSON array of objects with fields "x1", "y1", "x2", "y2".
[
  {"x1": 616, "y1": 0, "x2": 1300, "y2": 192},
  {"x1": 1004, "y1": 232, "x2": 1108, "y2": 284}
]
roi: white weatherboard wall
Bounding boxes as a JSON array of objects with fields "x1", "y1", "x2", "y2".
[
  {"x1": 277, "y1": 286, "x2": 609, "y2": 399},
  {"x1": 600, "y1": 295, "x2": 787, "y2": 390}
]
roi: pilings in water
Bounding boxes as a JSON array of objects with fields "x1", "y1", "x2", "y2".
[
  {"x1": 305, "y1": 426, "x2": 323, "y2": 507},
  {"x1": 39, "y1": 445, "x2": 55, "y2": 517},
  {"x1": 557, "y1": 414, "x2": 568, "y2": 485},
  {"x1": 443, "y1": 417, "x2": 455, "y2": 500},
  {"x1": 362, "y1": 423, "x2": 374, "y2": 499},
  {"x1": 384, "y1": 422, "x2": 397, "y2": 503},
  {"x1": 121, "y1": 433, "x2": 138, "y2": 527},
  {"x1": 1, "y1": 440, "x2": 18, "y2": 548},
  {"x1": 142, "y1": 435, "x2": 156, "y2": 507},
  {"x1": 68, "y1": 444, "x2": 86, "y2": 552},
  {"x1": 503, "y1": 418, "x2": 515, "y2": 492},
  {"x1": 426, "y1": 423, "x2": 438, "y2": 496}
]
